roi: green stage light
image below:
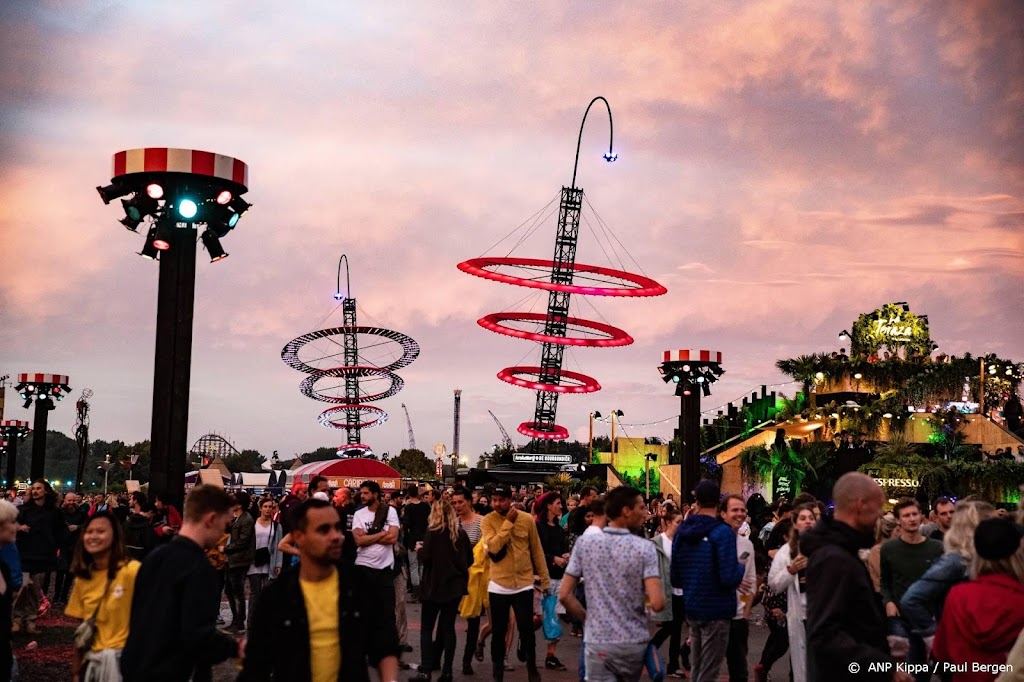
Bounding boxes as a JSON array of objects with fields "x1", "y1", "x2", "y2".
[{"x1": 178, "y1": 198, "x2": 198, "y2": 219}]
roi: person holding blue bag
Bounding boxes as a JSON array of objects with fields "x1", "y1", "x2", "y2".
[{"x1": 534, "y1": 492, "x2": 569, "y2": 672}]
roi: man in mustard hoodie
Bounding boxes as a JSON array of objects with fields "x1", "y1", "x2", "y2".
[{"x1": 480, "y1": 486, "x2": 550, "y2": 682}]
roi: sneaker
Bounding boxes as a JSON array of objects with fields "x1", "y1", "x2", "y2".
[
  {"x1": 545, "y1": 655, "x2": 567, "y2": 671},
  {"x1": 474, "y1": 642, "x2": 485, "y2": 662},
  {"x1": 37, "y1": 596, "x2": 50, "y2": 618}
]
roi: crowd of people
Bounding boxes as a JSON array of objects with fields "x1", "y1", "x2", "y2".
[{"x1": 0, "y1": 474, "x2": 1020, "y2": 681}]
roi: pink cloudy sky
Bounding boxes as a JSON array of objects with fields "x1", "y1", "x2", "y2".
[{"x1": 2, "y1": 2, "x2": 1023, "y2": 464}]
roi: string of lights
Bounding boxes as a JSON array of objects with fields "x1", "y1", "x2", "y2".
[{"x1": 613, "y1": 379, "x2": 800, "y2": 428}]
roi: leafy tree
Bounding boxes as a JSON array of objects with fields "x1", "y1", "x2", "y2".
[
  {"x1": 298, "y1": 447, "x2": 341, "y2": 464},
  {"x1": 389, "y1": 448, "x2": 435, "y2": 479},
  {"x1": 222, "y1": 449, "x2": 267, "y2": 473}
]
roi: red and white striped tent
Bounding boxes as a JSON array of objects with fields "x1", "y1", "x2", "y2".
[{"x1": 288, "y1": 458, "x2": 403, "y2": 491}]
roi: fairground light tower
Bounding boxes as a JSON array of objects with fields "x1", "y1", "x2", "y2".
[
  {"x1": 97, "y1": 148, "x2": 251, "y2": 505},
  {"x1": 459, "y1": 97, "x2": 666, "y2": 451}
]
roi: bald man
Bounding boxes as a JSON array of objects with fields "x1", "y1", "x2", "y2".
[{"x1": 801, "y1": 473, "x2": 912, "y2": 682}]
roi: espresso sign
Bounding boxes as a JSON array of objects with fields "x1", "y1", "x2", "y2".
[{"x1": 873, "y1": 477, "x2": 920, "y2": 488}]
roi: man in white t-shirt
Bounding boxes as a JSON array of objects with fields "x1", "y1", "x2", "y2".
[
  {"x1": 720, "y1": 496, "x2": 756, "y2": 682},
  {"x1": 352, "y1": 480, "x2": 401, "y2": 680}
]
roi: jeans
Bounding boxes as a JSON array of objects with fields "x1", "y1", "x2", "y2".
[
  {"x1": 488, "y1": 590, "x2": 536, "y2": 675},
  {"x1": 421, "y1": 598, "x2": 460, "y2": 675},
  {"x1": 225, "y1": 566, "x2": 248, "y2": 627},
  {"x1": 650, "y1": 594, "x2": 686, "y2": 672},
  {"x1": 726, "y1": 619, "x2": 749, "y2": 682},
  {"x1": 355, "y1": 565, "x2": 401, "y2": 666},
  {"x1": 584, "y1": 641, "x2": 647, "y2": 682},
  {"x1": 688, "y1": 619, "x2": 730, "y2": 682},
  {"x1": 246, "y1": 573, "x2": 269, "y2": 631},
  {"x1": 888, "y1": 616, "x2": 929, "y2": 682},
  {"x1": 407, "y1": 545, "x2": 422, "y2": 588}
]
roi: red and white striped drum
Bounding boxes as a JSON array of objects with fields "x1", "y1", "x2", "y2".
[
  {"x1": 662, "y1": 350, "x2": 723, "y2": 364},
  {"x1": 17, "y1": 374, "x2": 70, "y2": 386},
  {"x1": 111, "y1": 148, "x2": 249, "y2": 191}
]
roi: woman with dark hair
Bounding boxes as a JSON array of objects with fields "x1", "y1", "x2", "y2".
[
  {"x1": 534, "y1": 491, "x2": 569, "y2": 672},
  {"x1": 651, "y1": 507, "x2": 689, "y2": 677},
  {"x1": 412, "y1": 499, "x2": 471, "y2": 682},
  {"x1": 65, "y1": 511, "x2": 141, "y2": 681},
  {"x1": 766, "y1": 503, "x2": 817, "y2": 682}
]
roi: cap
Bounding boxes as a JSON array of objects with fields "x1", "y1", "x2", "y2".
[
  {"x1": 491, "y1": 485, "x2": 511, "y2": 499},
  {"x1": 974, "y1": 518, "x2": 1024, "y2": 561}
]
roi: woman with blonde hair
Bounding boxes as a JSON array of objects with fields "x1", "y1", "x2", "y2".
[
  {"x1": 413, "y1": 499, "x2": 472, "y2": 682},
  {"x1": 933, "y1": 517, "x2": 1024, "y2": 679},
  {"x1": 65, "y1": 511, "x2": 141, "y2": 681},
  {"x1": 901, "y1": 499, "x2": 994, "y2": 648},
  {"x1": 862, "y1": 512, "x2": 898, "y2": 595}
]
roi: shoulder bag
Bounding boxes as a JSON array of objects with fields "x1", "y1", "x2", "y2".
[{"x1": 73, "y1": 576, "x2": 113, "y2": 653}]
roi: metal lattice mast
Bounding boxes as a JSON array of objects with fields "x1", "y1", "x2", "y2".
[
  {"x1": 488, "y1": 410, "x2": 514, "y2": 450},
  {"x1": 452, "y1": 389, "x2": 462, "y2": 460},
  {"x1": 342, "y1": 297, "x2": 360, "y2": 444},
  {"x1": 401, "y1": 403, "x2": 416, "y2": 449},
  {"x1": 531, "y1": 187, "x2": 583, "y2": 436}
]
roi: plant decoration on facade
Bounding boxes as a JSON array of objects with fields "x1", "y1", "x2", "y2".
[{"x1": 850, "y1": 302, "x2": 934, "y2": 360}]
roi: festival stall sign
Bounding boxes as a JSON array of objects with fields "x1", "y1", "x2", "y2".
[
  {"x1": 290, "y1": 457, "x2": 403, "y2": 490},
  {"x1": 850, "y1": 302, "x2": 933, "y2": 359},
  {"x1": 512, "y1": 453, "x2": 573, "y2": 465}
]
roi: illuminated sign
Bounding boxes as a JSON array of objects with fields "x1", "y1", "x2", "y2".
[
  {"x1": 873, "y1": 316, "x2": 917, "y2": 340},
  {"x1": 513, "y1": 453, "x2": 573, "y2": 465},
  {"x1": 873, "y1": 477, "x2": 919, "y2": 488},
  {"x1": 329, "y1": 477, "x2": 401, "y2": 490},
  {"x1": 435, "y1": 458, "x2": 443, "y2": 477}
]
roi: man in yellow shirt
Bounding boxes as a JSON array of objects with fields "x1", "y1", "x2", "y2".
[
  {"x1": 480, "y1": 486, "x2": 550, "y2": 682},
  {"x1": 240, "y1": 498, "x2": 375, "y2": 682}
]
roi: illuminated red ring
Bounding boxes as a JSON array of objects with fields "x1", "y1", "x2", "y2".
[
  {"x1": 318, "y1": 404, "x2": 388, "y2": 430},
  {"x1": 497, "y1": 366, "x2": 601, "y2": 394},
  {"x1": 518, "y1": 422, "x2": 570, "y2": 440},
  {"x1": 300, "y1": 366, "x2": 404, "y2": 404},
  {"x1": 458, "y1": 257, "x2": 667, "y2": 297},
  {"x1": 479, "y1": 312, "x2": 633, "y2": 347}
]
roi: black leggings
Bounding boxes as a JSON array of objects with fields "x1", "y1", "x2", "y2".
[
  {"x1": 464, "y1": 615, "x2": 481, "y2": 666},
  {"x1": 488, "y1": 590, "x2": 536, "y2": 671},
  {"x1": 759, "y1": 613, "x2": 790, "y2": 673},
  {"x1": 421, "y1": 598, "x2": 460, "y2": 674},
  {"x1": 650, "y1": 594, "x2": 686, "y2": 672}
]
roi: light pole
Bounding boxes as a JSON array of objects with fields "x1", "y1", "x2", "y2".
[
  {"x1": 610, "y1": 409, "x2": 624, "y2": 456},
  {"x1": 589, "y1": 411, "x2": 601, "y2": 463},
  {"x1": 644, "y1": 452, "x2": 659, "y2": 499},
  {"x1": 127, "y1": 452, "x2": 140, "y2": 481},
  {"x1": 97, "y1": 147, "x2": 251, "y2": 509},
  {"x1": 98, "y1": 453, "x2": 114, "y2": 497},
  {"x1": 13, "y1": 373, "x2": 71, "y2": 480}
]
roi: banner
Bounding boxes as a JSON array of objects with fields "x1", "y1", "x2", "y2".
[{"x1": 512, "y1": 453, "x2": 573, "y2": 465}]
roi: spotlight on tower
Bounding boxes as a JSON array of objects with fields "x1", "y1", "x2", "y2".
[
  {"x1": 96, "y1": 183, "x2": 132, "y2": 205},
  {"x1": 146, "y1": 183, "x2": 164, "y2": 199},
  {"x1": 177, "y1": 198, "x2": 199, "y2": 220},
  {"x1": 152, "y1": 216, "x2": 174, "y2": 251},
  {"x1": 122, "y1": 193, "x2": 158, "y2": 224},
  {"x1": 229, "y1": 196, "x2": 251, "y2": 220},
  {"x1": 200, "y1": 230, "x2": 228, "y2": 263},
  {"x1": 139, "y1": 226, "x2": 160, "y2": 259},
  {"x1": 602, "y1": 151, "x2": 618, "y2": 162}
]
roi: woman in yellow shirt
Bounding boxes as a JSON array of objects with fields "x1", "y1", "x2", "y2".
[{"x1": 65, "y1": 511, "x2": 141, "y2": 682}]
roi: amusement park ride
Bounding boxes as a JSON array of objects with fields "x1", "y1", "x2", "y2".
[
  {"x1": 459, "y1": 97, "x2": 666, "y2": 449},
  {"x1": 282, "y1": 256, "x2": 419, "y2": 456}
]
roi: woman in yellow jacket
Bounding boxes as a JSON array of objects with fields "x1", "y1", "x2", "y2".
[{"x1": 65, "y1": 511, "x2": 141, "y2": 682}]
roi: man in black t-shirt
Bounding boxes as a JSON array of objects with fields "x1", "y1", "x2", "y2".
[{"x1": 401, "y1": 485, "x2": 429, "y2": 598}]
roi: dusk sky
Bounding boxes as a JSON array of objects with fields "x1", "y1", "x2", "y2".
[{"x1": 2, "y1": 2, "x2": 1022, "y2": 466}]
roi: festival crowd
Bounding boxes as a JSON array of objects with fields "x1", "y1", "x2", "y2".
[{"x1": 0, "y1": 472, "x2": 1020, "y2": 682}]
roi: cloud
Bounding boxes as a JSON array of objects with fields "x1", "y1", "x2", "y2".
[{"x1": 1, "y1": 1, "x2": 1022, "y2": 459}]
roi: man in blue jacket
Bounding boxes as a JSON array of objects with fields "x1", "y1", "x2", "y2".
[{"x1": 671, "y1": 481, "x2": 749, "y2": 682}]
